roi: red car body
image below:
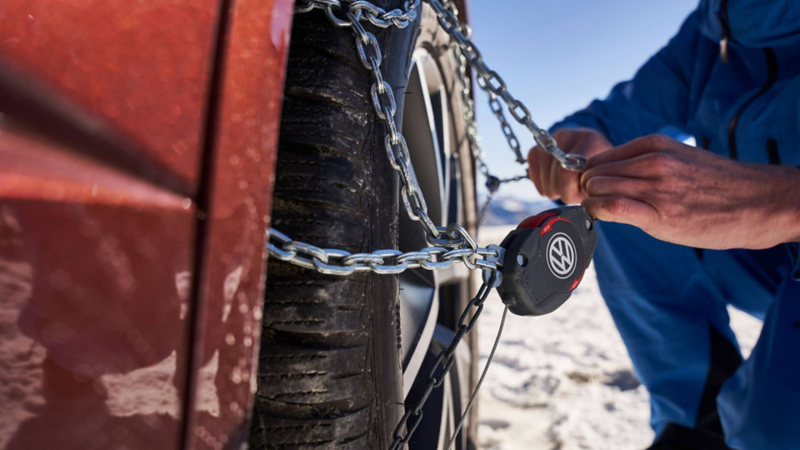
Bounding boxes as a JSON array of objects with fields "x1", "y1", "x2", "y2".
[{"x1": 0, "y1": 0, "x2": 469, "y2": 448}]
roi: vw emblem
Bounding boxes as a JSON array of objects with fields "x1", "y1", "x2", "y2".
[{"x1": 546, "y1": 232, "x2": 577, "y2": 279}]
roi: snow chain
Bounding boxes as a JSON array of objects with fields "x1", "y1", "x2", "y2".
[
  {"x1": 270, "y1": 0, "x2": 587, "y2": 447},
  {"x1": 269, "y1": 0, "x2": 584, "y2": 278}
]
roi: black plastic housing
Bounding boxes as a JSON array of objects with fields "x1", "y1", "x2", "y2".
[{"x1": 497, "y1": 206, "x2": 598, "y2": 316}]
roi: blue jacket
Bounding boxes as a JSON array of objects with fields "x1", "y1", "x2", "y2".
[{"x1": 553, "y1": 0, "x2": 800, "y2": 278}]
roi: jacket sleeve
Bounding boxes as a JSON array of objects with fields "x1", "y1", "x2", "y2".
[
  {"x1": 551, "y1": 12, "x2": 702, "y2": 146},
  {"x1": 786, "y1": 243, "x2": 800, "y2": 281}
]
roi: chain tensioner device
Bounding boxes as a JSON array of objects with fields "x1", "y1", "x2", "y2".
[{"x1": 490, "y1": 206, "x2": 597, "y2": 316}]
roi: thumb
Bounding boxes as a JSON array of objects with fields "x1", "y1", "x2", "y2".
[{"x1": 581, "y1": 195, "x2": 658, "y2": 228}]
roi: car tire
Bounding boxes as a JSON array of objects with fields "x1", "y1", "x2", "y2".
[{"x1": 248, "y1": 2, "x2": 479, "y2": 448}]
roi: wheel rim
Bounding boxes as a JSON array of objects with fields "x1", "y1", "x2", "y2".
[{"x1": 399, "y1": 46, "x2": 472, "y2": 449}]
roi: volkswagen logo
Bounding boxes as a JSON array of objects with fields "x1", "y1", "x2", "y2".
[{"x1": 546, "y1": 232, "x2": 577, "y2": 279}]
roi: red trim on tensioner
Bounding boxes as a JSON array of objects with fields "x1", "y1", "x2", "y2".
[
  {"x1": 569, "y1": 259, "x2": 587, "y2": 291},
  {"x1": 517, "y1": 211, "x2": 558, "y2": 230},
  {"x1": 540, "y1": 218, "x2": 571, "y2": 235}
]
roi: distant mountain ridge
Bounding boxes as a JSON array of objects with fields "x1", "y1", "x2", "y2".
[{"x1": 479, "y1": 196, "x2": 557, "y2": 226}]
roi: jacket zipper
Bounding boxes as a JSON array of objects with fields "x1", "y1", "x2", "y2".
[
  {"x1": 727, "y1": 48, "x2": 778, "y2": 160},
  {"x1": 717, "y1": 0, "x2": 732, "y2": 63}
]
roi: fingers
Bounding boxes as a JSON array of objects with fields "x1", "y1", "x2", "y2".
[
  {"x1": 581, "y1": 153, "x2": 666, "y2": 192},
  {"x1": 552, "y1": 128, "x2": 582, "y2": 151},
  {"x1": 548, "y1": 156, "x2": 561, "y2": 199},
  {"x1": 529, "y1": 150, "x2": 585, "y2": 203},
  {"x1": 527, "y1": 147, "x2": 544, "y2": 194},
  {"x1": 555, "y1": 159, "x2": 583, "y2": 204},
  {"x1": 583, "y1": 175, "x2": 652, "y2": 200},
  {"x1": 578, "y1": 134, "x2": 686, "y2": 229},
  {"x1": 581, "y1": 195, "x2": 658, "y2": 227},
  {"x1": 529, "y1": 128, "x2": 609, "y2": 202},
  {"x1": 528, "y1": 148, "x2": 585, "y2": 202},
  {"x1": 527, "y1": 148, "x2": 539, "y2": 188},
  {"x1": 586, "y1": 134, "x2": 677, "y2": 170},
  {"x1": 528, "y1": 147, "x2": 556, "y2": 198},
  {"x1": 583, "y1": 156, "x2": 648, "y2": 185},
  {"x1": 539, "y1": 151, "x2": 554, "y2": 198}
]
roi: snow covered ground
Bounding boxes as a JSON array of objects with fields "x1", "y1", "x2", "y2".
[{"x1": 475, "y1": 225, "x2": 764, "y2": 450}]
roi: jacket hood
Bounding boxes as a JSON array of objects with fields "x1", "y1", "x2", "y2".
[{"x1": 696, "y1": 0, "x2": 800, "y2": 48}]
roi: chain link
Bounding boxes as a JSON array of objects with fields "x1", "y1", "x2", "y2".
[
  {"x1": 488, "y1": 92, "x2": 525, "y2": 164},
  {"x1": 388, "y1": 273, "x2": 497, "y2": 450},
  {"x1": 449, "y1": 31, "x2": 490, "y2": 179},
  {"x1": 267, "y1": 228, "x2": 499, "y2": 275},
  {"x1": 295, "y1": 0, "x2": 421, "y2": 28}
]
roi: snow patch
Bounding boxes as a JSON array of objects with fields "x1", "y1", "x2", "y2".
[
  {"x1": 476, "y1": 226, "x2": 762, "y2": 449},
  {"x1": 500, "y1": 198, "x2": 526, "y2": 213}
]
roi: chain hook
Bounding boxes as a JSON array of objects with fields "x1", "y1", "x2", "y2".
[{"x1": 558, "y1": 153, "x2": 587, "y2": 172}]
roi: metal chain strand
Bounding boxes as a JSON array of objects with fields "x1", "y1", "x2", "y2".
[
  {"x1": 267, "y1": 228, "x2": 498, "y2": 275},
  {"x1": 446, "y1": 0, "x2": 528, "y2": 224},
  {"x1": 389, "y1": 273, "x2": 497, "y2": 450},
  {"x1": 346, "y1": 4, "x2": 443, "y2": 244},
  {"x1": 283, "y1": 0, "x2": 542, "y2": 278},
  {"x1": 292, "y1": 0, "x2": 495, "y2": 262},
  {"x1": 295, "y1": 0, "x2": 421, "y2": 29},
  {"x1": 428, "y1": 0, "x2": 586, "y2": 172},
  {"x1": 488, "y1": 91, "x2": 525, "y2": 164},
  {"x1": 450, "y1": 40, "x2": 490, "y2": 179},
  {"x1": 477, "y1": 173, "x2": 528, "y2": 225},
  {"x1": 477, "y1": 191, "x2": 495, "y2": 227}
]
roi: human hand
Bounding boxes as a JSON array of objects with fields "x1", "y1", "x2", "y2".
[
  {"x1": 528, "y1": 128, "x2": 612, "y2": 204},
  {"x1": 580, "y1": 134, "x2": 800, "y2": 250}
]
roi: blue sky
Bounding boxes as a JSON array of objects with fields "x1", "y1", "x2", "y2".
[{"x1": 469, "y1": 0, "x2": 698, "y2": 201}]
